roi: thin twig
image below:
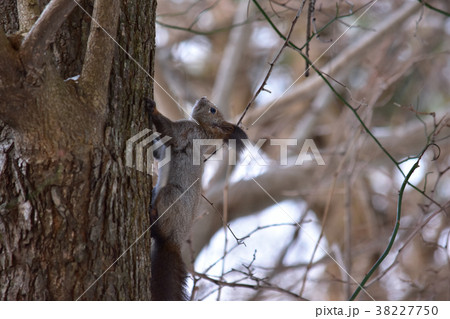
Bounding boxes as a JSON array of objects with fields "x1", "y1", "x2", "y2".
[
  {"x1": 246, "y1": 1, "x2": 420, "y2": 126},
  {"x1": 156, "y1": 20, "x2": 252, "y2": 36},
  {"x1": 195, "y1": 271, "x2": 307, "y2": 300},
  {"x1": 202, "y1": 222, "x2": 298, "y2": 275},
  {"x1": 201, "y1": 193, "x2": 244, "y2": 245},
  {"x1": 365, "y1": 205, "x2": 448, "y2": 287},
  {"x1": 237, "y1": 0, "x2": 306, "y2": 126},
  {"x1": 417, "y1": 0, "x2": 450, "y2": 17},
  {"x1": 305, "y1": 0, "x2": 315, "y2": 76},
  {"x1": 217, "y1": 164, "x2": 232, "y2": 300},
  {"x1": 349, "y1": 145, "x2": 432, "y2": 300}
]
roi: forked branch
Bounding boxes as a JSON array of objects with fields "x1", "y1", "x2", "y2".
[
  {"x1": 0, "y1": 28, "x2": 29, "y2": 128},
  {"x1": 79, "y1": 0, "x2": 120, "y2": 110},
  {"x1": 20, "y1": 0, "x2": 76, "y2": 68}
]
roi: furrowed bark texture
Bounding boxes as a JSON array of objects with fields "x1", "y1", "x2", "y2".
[
  {"x1": 0, "y1": 0, "x2": 19, "y2": 33},
  {"x1": 0, "y1": 0, "x2": 156, "y2": 300}
]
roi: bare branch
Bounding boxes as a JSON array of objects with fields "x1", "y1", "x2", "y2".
[
  {"x1": 417, "y1": 0, "x2": 450, "y2": 17},
  {"x1": 20, "y1": 0, "x2": 77, "y2": 68},
  {"x1": 211, "y1": 0, "x2": 253, "y2": 118},
  {"x1": 246, "y1": 1, "x2": 421, "y2": 127},
  {"x1": 238, "y1": 0, "x2": 305, "y2": 126},
  {"x1": 304, "y1": 0, "x2": 315, "y2": 76},
  {"x1": 156, "y1": 19, "x2": 252, "y2": 36},
  {"x1": 79, "y1": 0, "x2": 120, "y2": 110},
  {"x1": 366, "y1": 206, "x2": 448, "y2": 287},
  {"x1": 190, "y1": 117, "x2": 449, "y2": 257},
  {"x1": 195, "y1": 271, "x2": 306, "y2": 300}
]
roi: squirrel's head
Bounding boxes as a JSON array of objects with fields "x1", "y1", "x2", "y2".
[
  {"x1": 192, "y1": 97, "x2": 233, "y2": 138},
  {"x1": 191, "y1": 97, "x2": 248, "y2": 151}
]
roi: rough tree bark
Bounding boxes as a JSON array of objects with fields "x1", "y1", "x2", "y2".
[{"x1": 0, "y1": 0, "x2": 156, "y2": 300}]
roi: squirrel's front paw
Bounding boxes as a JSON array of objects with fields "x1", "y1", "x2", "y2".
[
  {"x1": 150, "y1": 206, "x2": 159, "y2": 225},
  {"x1": 144, "y1": 97, "x2": 158, "y2": 115}
]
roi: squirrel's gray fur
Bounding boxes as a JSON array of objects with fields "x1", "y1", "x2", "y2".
[{"x1": 145, "y1": 97, "x2": 247, "y2": 301}]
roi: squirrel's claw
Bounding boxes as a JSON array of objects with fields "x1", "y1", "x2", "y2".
[{"x1": 144, "y1": 97, "x2": 158, "y2": 115}]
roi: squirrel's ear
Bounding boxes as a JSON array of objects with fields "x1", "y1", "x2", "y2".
[{"x1": 216, "y1": 121, "x2": 234, "y2": 134}]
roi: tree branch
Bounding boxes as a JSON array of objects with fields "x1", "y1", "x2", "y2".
[
  {"x1": 245, "y1": 1, "x2": 421, "y2": 127},
  {"x1": 211, "y1": 0, "x2": 253, "y2": 119},
  {"x1": 79, "y1": 0, "x2": 120, "y2": 111},
  {"x1": 20, "y1": 0, "x2": 77, "y2": 68},
  {"x1": 0, "y1": 29, "x2": 27, "y2": 128},
  {"x1": 17, "y1": 0, "x2": 40, "y2": 32},
  {"x1": 418, "y1": 0, "x2": 450, "y2": 17},
  {"x1": 194, "y1": 271, "x2": 306, "y2": 300},
  {"x1": 350, "y1": 152, "x2": 423, "y2": 300},
  {"x1": 190, "y1": 117, "x2": 448, "y2": 257},
  {"x1": 237, "y1": 0, "x2": 305, "y2": 126}
]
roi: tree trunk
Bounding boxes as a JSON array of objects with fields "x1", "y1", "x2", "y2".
[{"x1": 0, "y1": 0, "x2": 156, "y2": 300}]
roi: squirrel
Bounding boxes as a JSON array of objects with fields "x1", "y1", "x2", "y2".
[{"x1": 144, "y1": 97, "x2": 247, "y2": 301}]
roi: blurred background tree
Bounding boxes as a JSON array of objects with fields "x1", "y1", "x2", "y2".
[{"x1": 153, "y1": 0, "x2": 450, "y2": 301}]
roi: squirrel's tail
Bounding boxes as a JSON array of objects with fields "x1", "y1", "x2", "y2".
[{"x1": 151, "y1": 235, "x2": 188, "y2": 301}]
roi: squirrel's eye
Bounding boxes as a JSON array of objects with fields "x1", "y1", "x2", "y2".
[{"x1": 209, "y1": 107, "x2": 216, "y2": 114}]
